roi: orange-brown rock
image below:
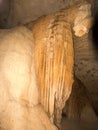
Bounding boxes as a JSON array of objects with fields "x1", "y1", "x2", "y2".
[
  {"x1": 26, "y1": 2, "x2": 92, "y2": 126},
  {"x1": 32, "y1": 10, "x2": 74, "y2": 126}
]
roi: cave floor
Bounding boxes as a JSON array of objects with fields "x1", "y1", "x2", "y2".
[{"x1": 61, "y1": 117, "x2": 98, "y2": 130}]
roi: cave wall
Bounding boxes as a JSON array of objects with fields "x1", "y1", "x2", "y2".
[
  {"x1": 63, "y1": 77, "x2": 98, "y2": 122},
  {"x1": 0, "y1": 0, "x2": 10, "y2": 28},
  {"x1": 7, "y1": 0, "x2": 69, "y2": 27},
  {"x1": 74, "y1": 32, "x2": 98, "y2": 115},
  {"x1": 0, "y1": 0, "x2": 88, "y2": 28}
]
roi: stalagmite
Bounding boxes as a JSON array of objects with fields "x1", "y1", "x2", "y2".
[{"x1": 0, "y1": 26, "x2": 57, "y2": 130}]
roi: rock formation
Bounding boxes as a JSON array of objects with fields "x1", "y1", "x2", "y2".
[
  {"x1": 0, "y1": 0, "x2": 97, "y2": 118},
  {"x1": 26, "y1": 1, "x2": 92, "y2": 126},
  {"x1": 0, "y1": 26, "x2": 57, "y2": 130},
  {"x1": 32, "y1": 14, "x2": 74, "y2": 127},
  {"x1": 0, "y1": 0, "x2": 97, "y2": 129}
]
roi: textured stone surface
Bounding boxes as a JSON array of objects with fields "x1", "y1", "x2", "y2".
[
  {"x1": 25, "y1": 2, "x2": 92, "y2": 126},
  {"x1": 63, "y1": 78, "x2": 98, "y2": 122},
  {"x1": 32, "y1": 11, "x2": 74, "y2": 126},
  {"x1": 74, "y1": 32, "x2": 98, "y2": 115},
  {"x1": 61, "y1": 117, "x2": 98, "y2": 130},
  {"x1": 73, "y1": 3, "x2": 92, "y2": 37},
  {"x1": 0, "y1": 26, "x2": 57, "y2": 130}
]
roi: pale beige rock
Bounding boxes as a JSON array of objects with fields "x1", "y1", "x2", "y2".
[
  {"x1": 0, "y1": 26, "x2": 57, "y2": 130},
  {"x1": 73, "y1": 2, "x2": 92, "y2": 37},
  {"x1": 29, "y1": 105, "x2": 57, "y2": 130},
  {"x1": 0, "y1": 26, "x2": 38, "y2": 107}
]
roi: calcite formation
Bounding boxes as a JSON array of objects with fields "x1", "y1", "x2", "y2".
[
  {"x1": 0, "y1": 26, "x2": 57, "y2": 130},
  {"x1": 31, "y1": 11, "x2": 74, "y2": 127},
  {"x1": 0, "y1": 1, "x2": 93, "y2": 129},
  {"x1": 26, "y1": 1, "x2": 92, "y2": 126}
]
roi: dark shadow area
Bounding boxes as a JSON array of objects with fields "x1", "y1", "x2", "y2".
[
  {"x1": 61, "y1": 117, "x2": 98, "y2": 130},
  {"x1": 0, "y1": 0, "x2": 10, "y2": 29},
  {"x1": 92, "y1": 12, "x2": 98, "y2": 51}
]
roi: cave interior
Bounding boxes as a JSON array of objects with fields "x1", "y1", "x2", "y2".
[{"x1": 0, "y1": 0, "x2": 98, "y2": 130}]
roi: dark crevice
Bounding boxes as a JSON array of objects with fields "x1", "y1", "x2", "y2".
[{"x1": 92, "y1": 12, "x2": 98, "y2": 51}]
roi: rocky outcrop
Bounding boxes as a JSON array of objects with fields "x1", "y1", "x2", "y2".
[{"x1": 0, "y1": 26, "x2": 57, "y2": 130}]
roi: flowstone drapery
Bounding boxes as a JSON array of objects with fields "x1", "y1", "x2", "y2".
[{"x1": 26, "y1": 1, "x2": 92, "y2": 126}]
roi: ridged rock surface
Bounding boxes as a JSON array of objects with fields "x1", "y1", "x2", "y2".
[
  {"x1": 31, "y1": 9, "x2": 74, "y2": 127},
  {"x1": 26, "y1": 2, "x2": 92, "y2": 126}
]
